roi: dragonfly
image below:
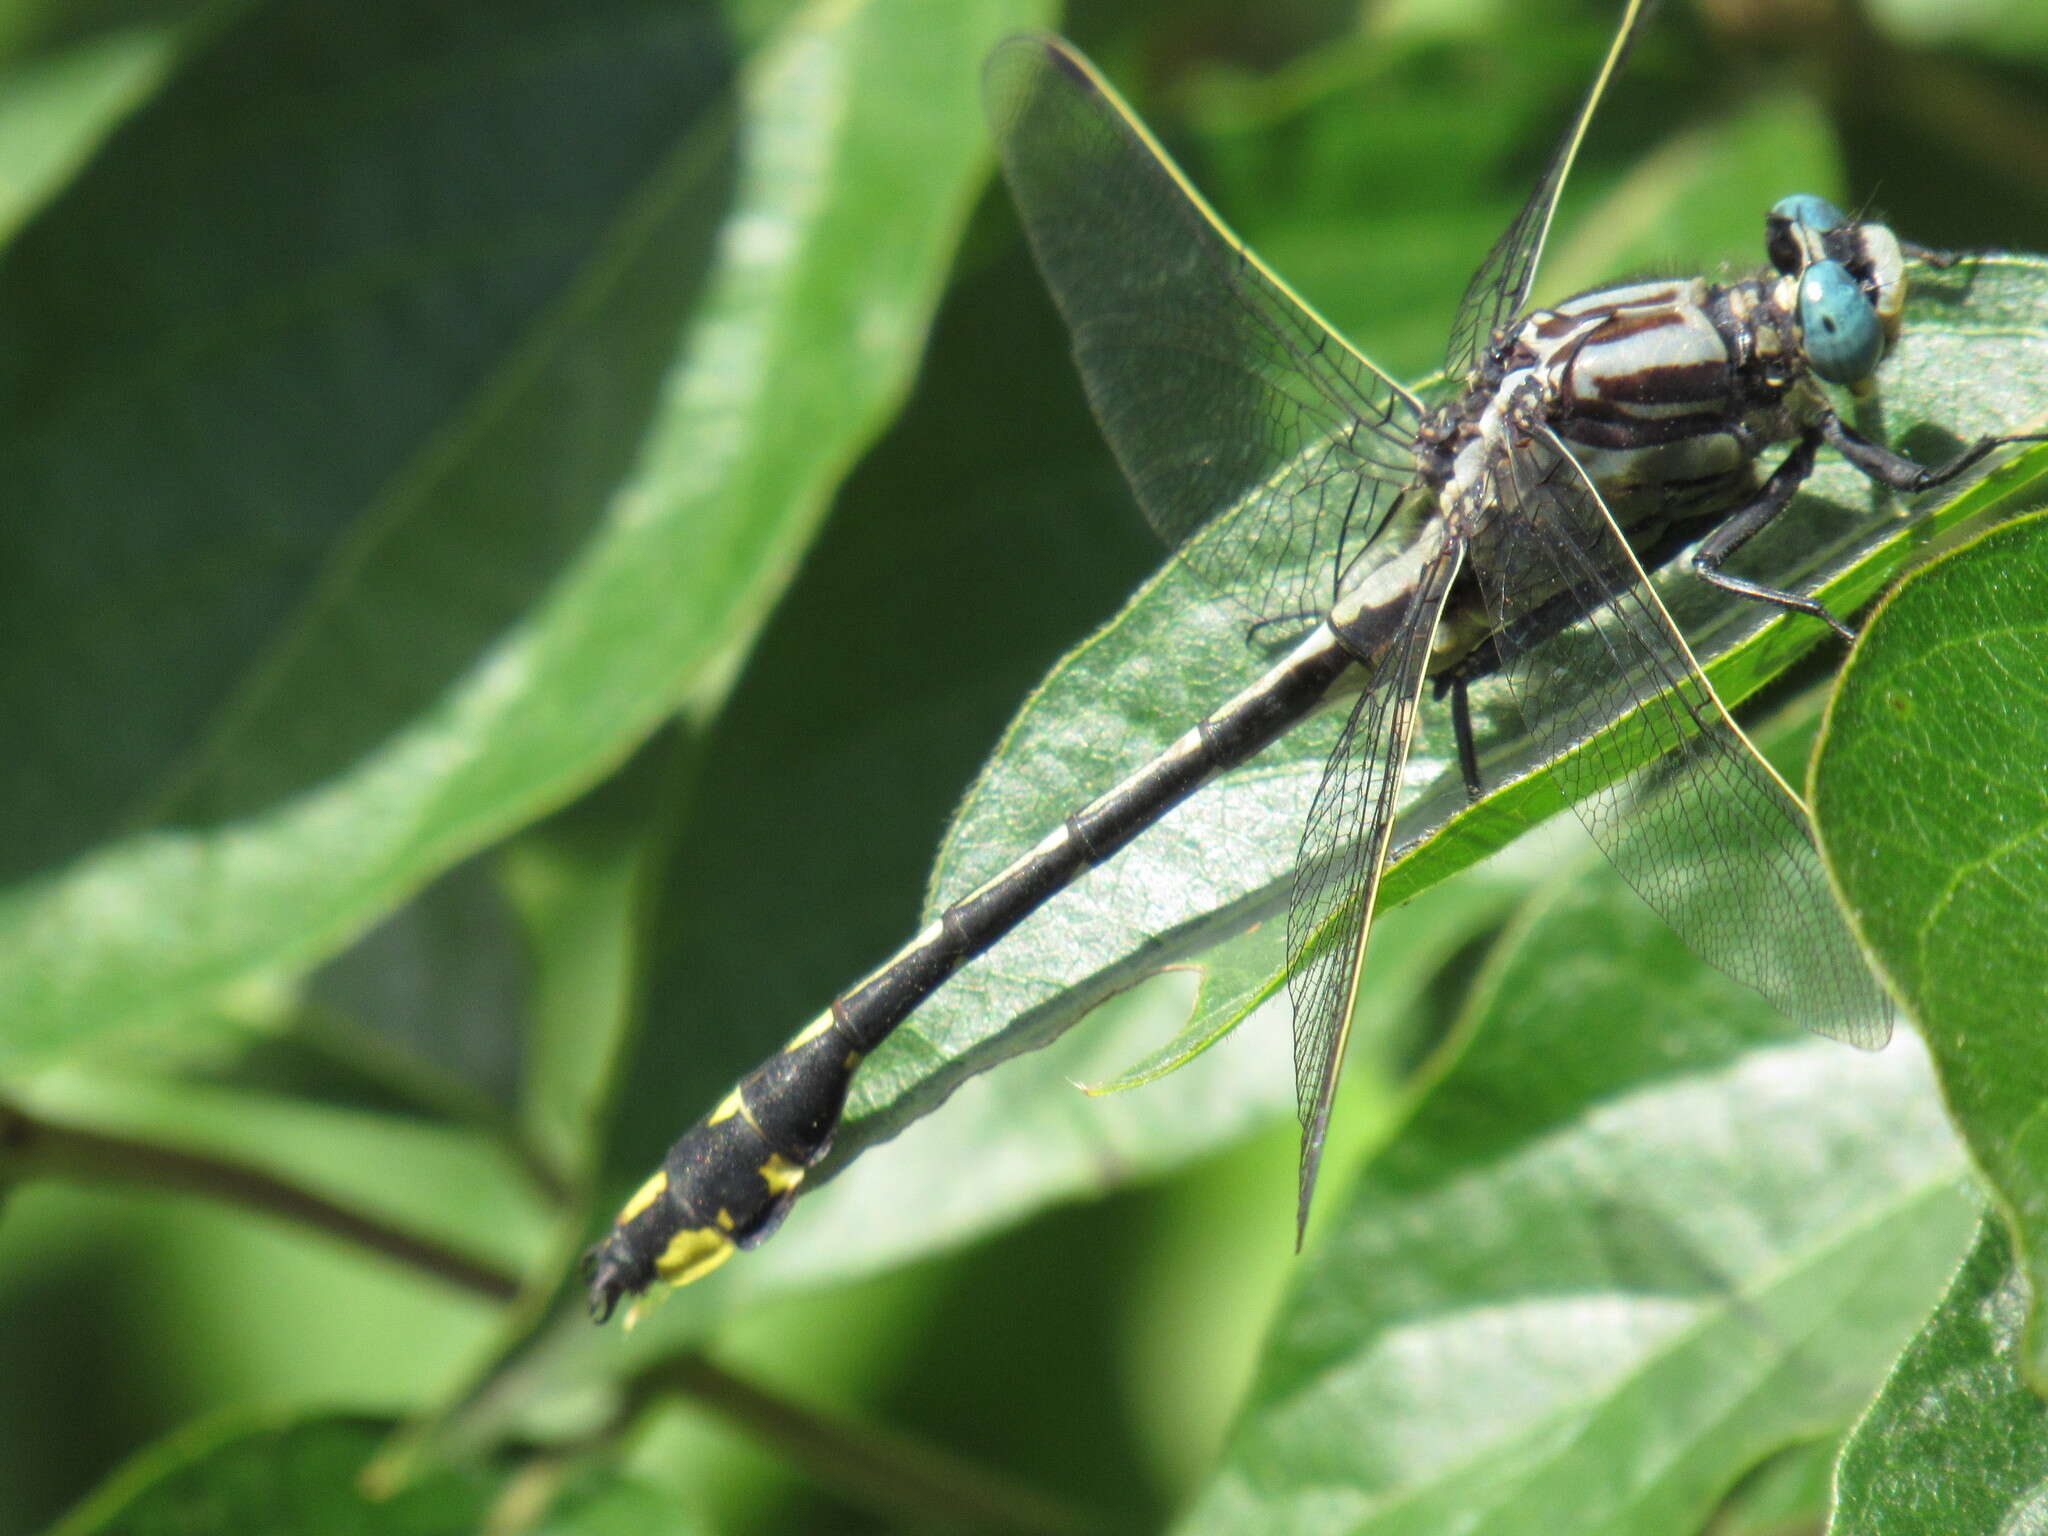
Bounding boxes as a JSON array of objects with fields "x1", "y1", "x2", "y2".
[{"x1": 584, "y1": 0, "x2": 2041, "y2": 1324}]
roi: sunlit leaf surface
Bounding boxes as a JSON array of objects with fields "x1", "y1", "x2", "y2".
[
  {"x1": 1815, "y1": 508, "x2": 2048, "y2": 1380},
  {"x1": 1183, "y1": 862, "x2": 1977, "y2": 1536}
]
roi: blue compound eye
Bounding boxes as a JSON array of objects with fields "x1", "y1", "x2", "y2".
[
  {"x1": 1771, "y1": 193, "x2": 1846, "y2": 234},
  {"x1": 1766, "y1": 193, "x2": 1850, "y2": 275},
  {"x1": 1799, "y1": 259, "x2": 1883, "y2": 384}
]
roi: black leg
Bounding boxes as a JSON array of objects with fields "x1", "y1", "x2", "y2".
[
  {"x1": 1449, "y1": 674, "x2": 1482, "y2": 800},
  {"x1": 1820, "y1": 413, "x2": 2048, "y2": 496},
  {"x1": 1898, "y1": 240, "x2": 1959, "y2": 269},
  {"x1": 1691, "y1": 430, "x2": 1854, "y2": 640},
  {"x1": 1244, "y1": 610, "x2": 1324, "y2": 651}
]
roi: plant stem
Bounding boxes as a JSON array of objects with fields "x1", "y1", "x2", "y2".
[
  {"x1": 641, "y1": 1353, "x2": 1109, "y2": 1536},
  {"x1": 0, "y1": 1098, "x2": 521, "y2": 1302}
]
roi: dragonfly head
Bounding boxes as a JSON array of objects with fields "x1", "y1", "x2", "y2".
[
  {"x1": 1766, "y1": 194, "x2": 1908, "y2": 390},
  {"x1": 1765, "y1": 193, "x2": 1846, "y2": 274}
]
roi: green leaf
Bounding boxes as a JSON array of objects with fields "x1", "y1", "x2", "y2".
[
  {"x1": 45, "y1": 1413, "x2": 706, "y2": 1535},
  {"x1": 0, "y1": 0, "x2": 1017, "y2": 1067},
  {"x1": 304, "y1": 857, "x2": 532, "y2": 1117},
  {"x1": 1832, "y1": 1216, "x2": 2048, "y2": 1534},
  {"x1": 1813, "y1": 509, "x2": 2048, "y2": 1380},
  {"x1": 534, "y1": 1465, "x2": 716, "y2": 1536},
  {"x1": 0, "y1": 8, "x2": 204, "y2": 247},
  {"x1": 48, "y1": 1416, "x2": 500, "y2": 1536},
  {"x1": 1081, "y1": 872, "x2": 1517, "y2": 1095},
  {"x1": 753, "y1": 877, "x2": 1499, "y2": 1296},
  {"x1": 1181, "y1": 858, "x2": 1979, "y2": 1536},
  {"x1": 500, "y1": 732, "x2": 685, "y2": 1183},
  {"x1": 1706, "y1": 1435, "x2": 1845, "y2": 1536}
]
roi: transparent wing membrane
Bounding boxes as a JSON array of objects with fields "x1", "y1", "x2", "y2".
[
  {"x1": 1442, "y1": 0, "x2": 1658, "y2": 381},
  {"x1": 1471, "y1": 432, "x2": 1893, "y2": 1047},
  {"x1": 986, "y1": 36, "x2": 1424, "y2": 624},
  {"x1": 988, "y1": 11, "x2": 1892, "y2": 1236},
  {"x1": 1286, "y1": 538, "x2": 1465, "y2": 1237}
]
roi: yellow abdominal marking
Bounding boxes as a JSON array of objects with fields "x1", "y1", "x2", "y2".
[
  {"x1": 616, "y1": 1169, "x2": 669, "y2": 1225},
  {"x1": 759, "y1": 1154, "x2": 805, "y2": 1196},
  {"x1": 785, "y1": 1013, "x2": 836, "y2": 1050},
  {"x1": 654, "y1": 1225, "x2": 737, "y2": 1288},
  {"x1": 708, "y1": 1088, "x2": 746, "y2": 1125}
]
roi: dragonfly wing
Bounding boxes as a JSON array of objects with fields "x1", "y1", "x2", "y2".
[
  {"x1": 1442, "y1": 0, "x2": 1659, "y2": 381},
  {"x1": 1470, "y1": 428, "x2": 1893, "y2": 1046},
  {"x1": 1287, "y1": 534, "x2": 1466, "y2": 1239},
  {"x1": 987, "y1": 35, "x2": 1424, "y2": 626}
]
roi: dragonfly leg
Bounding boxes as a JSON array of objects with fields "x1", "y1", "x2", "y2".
[
  {"x1": 1449, "y1": 673, "x2": 1483, "y2": 799},
  {"x1": 1690, "y1": 430, "x2": 1853, "y2": 639},
  {"x1": 1899, "y1": 240, "x2": 1960, "y2": 268},
  {"x1": 1820, "y1": 413, "x2": 2048, "y2": 495},
  {"x1": 1245, "y1": 609, "x2": 1325, "y2": 651}
]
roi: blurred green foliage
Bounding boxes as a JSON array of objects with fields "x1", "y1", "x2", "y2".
[{"x1": 1, "y1": 0, "x2": 2046, "y2": 1532}]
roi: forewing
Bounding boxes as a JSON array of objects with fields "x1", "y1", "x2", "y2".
[
  {"x1": 1442, "y1": 0, "x2": 1658, "y2": 381},
  {"x1": 1287, "y1": 535, "x2": 1465, "y2": 1239},
  {"x1": 986, "y1": 36, "x2": 1423, "y2": 625},
  {"x1": 1470, "y1": 429, "x2": 1893, "y2": 1045}
]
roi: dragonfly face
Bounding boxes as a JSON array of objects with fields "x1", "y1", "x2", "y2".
[{"x1": 585, "y1": 2, "x2": 2041, "y2": 1326}]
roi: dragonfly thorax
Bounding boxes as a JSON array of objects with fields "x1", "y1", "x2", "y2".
[
  {"x1": 1423, "y1": 198, "x2": 1915, "y2": 541},
  {"x1": 1522, "y1": 274, "x2": 1811, "y2": 517},
  {"x1": 1431, "y1": 202, "x2": 1914, "y2": 561}
]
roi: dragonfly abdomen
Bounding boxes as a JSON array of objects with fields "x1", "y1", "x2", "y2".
[{"x1": 585, "y1": 620, "x2": 1364, "y2": 1321}]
